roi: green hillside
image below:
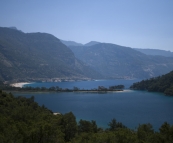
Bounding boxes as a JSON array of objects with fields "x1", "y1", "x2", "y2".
[
  {"x1": 0, "y1": 27, "x2": 101, "y2": 82},
  {"x1": 130, "y1": 71, "x2": 173, "y2": 95}
]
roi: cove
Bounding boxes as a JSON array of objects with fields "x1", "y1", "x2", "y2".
[{"x1": 14, "y1": 79, "x2": 173, "y2": 130}]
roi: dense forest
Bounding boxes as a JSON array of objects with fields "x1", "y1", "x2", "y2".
[
  {"x1": 0, "y1": 91, "x2": 173, "y2": 143},
  {"x1": 130, "y1": 70, "x2": 173, "y2": 96}
]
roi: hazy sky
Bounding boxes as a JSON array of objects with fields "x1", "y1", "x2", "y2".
[{"x1": 0, "y1": 0, "x2": 173, "y2": 51}]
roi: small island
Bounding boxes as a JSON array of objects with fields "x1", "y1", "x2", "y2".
[{"x1": 1, "y1": 82, "x2": 125, "y2": 93}]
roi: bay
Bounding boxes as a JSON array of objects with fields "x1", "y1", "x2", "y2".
[{"x1": 14, "y1": 79, "x2": 173, "y2": 130}]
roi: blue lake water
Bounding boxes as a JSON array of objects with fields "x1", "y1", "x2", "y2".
[{"x1": 14, "y1": 79, "x2": 173, "y2": 130}]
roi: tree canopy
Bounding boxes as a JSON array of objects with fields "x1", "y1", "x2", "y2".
[
  {"x1": 130, "y1": 70, "x2": 173, "y2": 96},
  {"x1": 0, "y1": 90, "x2": 173, "y2": 143}
]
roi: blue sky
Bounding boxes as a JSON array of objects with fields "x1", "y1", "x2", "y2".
[{"x1": 0, "y1": 0, "x2": 173, "y2": 51}]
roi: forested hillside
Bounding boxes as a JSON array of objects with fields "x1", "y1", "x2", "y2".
[
  {"x1": 130, "y1": 71, "x2": 173, "y2": 95},
  {"x1": 0, "y1": 27, "x2": 101, "y2": 82},
  {"x1": 0, "y1": 91, "x2": 173, "y2": 143}
]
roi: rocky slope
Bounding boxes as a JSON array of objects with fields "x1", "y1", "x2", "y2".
[
  {"x1": 69, "y1": 43, "x2": 173, "y2": 79},
  {"x1": 0, "y1": 27, "x2": 101, "y2": 82}
]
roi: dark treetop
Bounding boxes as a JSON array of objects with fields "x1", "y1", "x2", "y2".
[
  {"x1": 130, "y1": 70, "x2": 173, "y2": 96},
  {"x1": 0, "y1": 90, "x2": 173, "y2": 142}
]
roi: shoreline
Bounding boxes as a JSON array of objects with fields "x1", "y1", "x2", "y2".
[
  {"x1": 10, "y1": 82, "x2": 33, "y2": 88},
  {"x1": 7, "y1": 90, "x2": 133, "y2": 94}
]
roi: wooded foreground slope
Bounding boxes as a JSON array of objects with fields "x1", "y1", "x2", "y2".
[
  {"x1": 130, "y1": 71, "x2": 173, "y2": 95},
  {"x1": 0, "y1": 91, "x2": 173, "y2": 143}
]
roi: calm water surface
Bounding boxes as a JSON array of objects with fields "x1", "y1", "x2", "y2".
[{"x1": 14, "y1": 79, "x2": 173, "y2": 130}]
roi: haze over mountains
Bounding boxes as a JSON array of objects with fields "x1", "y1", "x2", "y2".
[
  {"x1": 0, "y1": 27, "x2": 173, "y2": 82},
  {"x1": 134, "y1": 48, "x2": 173, "y2": 57},
  {"x1": 0, "y1": 27, "x2": 101, "y2": 82},
  {"x1": 60, "y1": 40, "x2": 83, "y2": 47},
  {"x1": 68, "y1": 43, "x2": 173, "y2": 79},
  {"x1": 60, "y1": 40, "x2": 100, "y2": 47},
  {"x1": 62, "y1": 40, "x2": 173, "y2": 57}
]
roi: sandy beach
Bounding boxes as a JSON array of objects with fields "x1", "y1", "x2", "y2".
[{"x1": 10, "y1": 82, "x2": 32, "y2": 88}]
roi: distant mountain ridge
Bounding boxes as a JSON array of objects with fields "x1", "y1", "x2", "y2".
[
  {"x1": 60, "y1": 40, "x2": 100, "y2": 47},
  {"x1": 8, "y1": 26, "x2": 23, "y2": 32},
  {"x1": 9, "y1": 27, "x2": 18, "y2": 30},
  {"x1": 69, "y1": 43, "x2": 173, "y2": 79},
  {"x1": 60, "y1": 39, "x2": 83, "y2": 46},
  {"x1": 0, "y1": 27, "x2": 101, "y2": 82},
  {"x1": 1, "y1": 27, "x2": 173, "y2": 81},
  {"x1": 134, "y1": 48, "x2": 173, "y2": 57},
  {"x1": 61, "y1": 39, "x2": 173, "y2": 57},
  {"x1": 84, "y1": 41, "x2": 100, "y2": 46}
]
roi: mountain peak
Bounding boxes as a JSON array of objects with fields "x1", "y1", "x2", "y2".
[
  {"x1": 9, "y1": 27, "x2": 18, "y2": 30},
  {"x1": 0, "y1": 27, "x2": 101, "y2": 81},
  {"x1": 60, "y1": 39, "x2": 83, "y2": 46},
  {"x1": 85, "y1": 41, "x2": 100, "y2": 46},
  {"x1": 8, "y1": 27, "x2": 23, "y2": 32}
]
